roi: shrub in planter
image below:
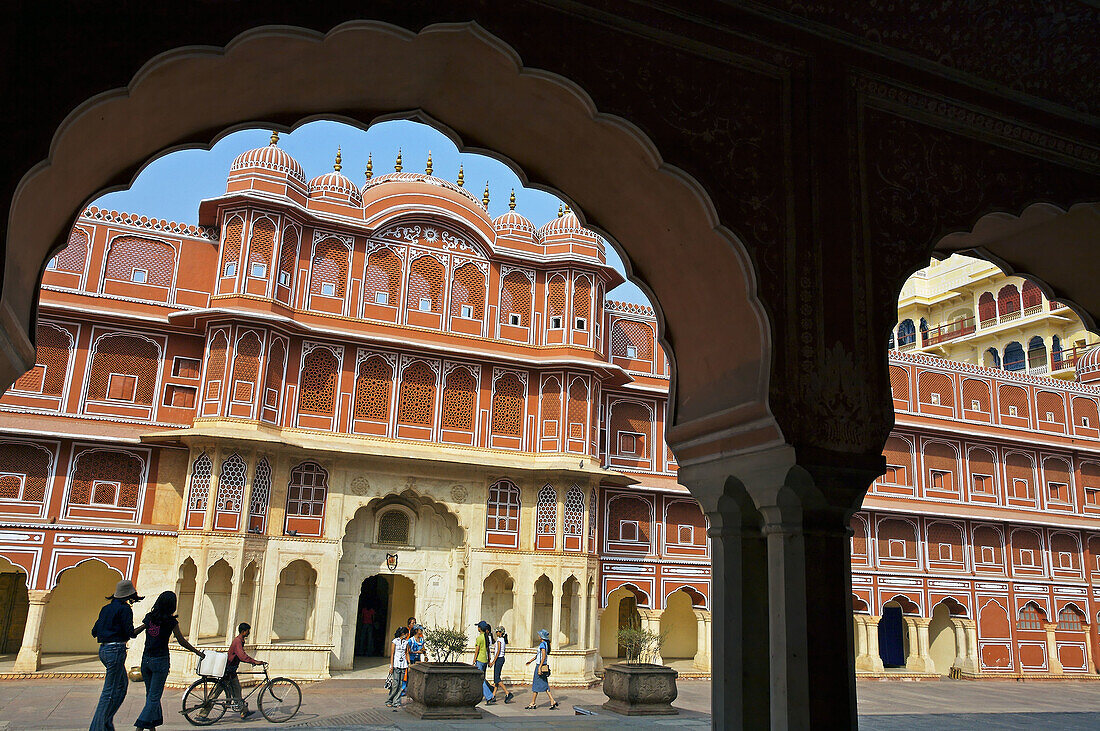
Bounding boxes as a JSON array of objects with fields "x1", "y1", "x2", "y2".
[
  {"x1": 602, "y1": 626, "x2": 678, "y2": 716},
  {"x1": 403, "y1": 626, "x2": 484, "y2": 720}
]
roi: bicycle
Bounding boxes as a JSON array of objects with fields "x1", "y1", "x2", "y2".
[{"x1": 181, "y1": 664, "x2": 302, "y2": 725}]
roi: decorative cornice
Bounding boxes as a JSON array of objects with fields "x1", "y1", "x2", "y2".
[
  {"x1": 890, "y1": 350, "x2": 1100, "y2": 397},
  {"x1": 80, "y1": 206, "x2": 218, "y2": 241}
]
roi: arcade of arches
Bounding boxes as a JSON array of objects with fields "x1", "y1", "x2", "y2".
[{"x1": 3, "y1": 5, "x2": 1100, "y2": 728}]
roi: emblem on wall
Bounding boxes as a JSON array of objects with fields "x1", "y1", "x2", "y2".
[
  {"x1": 450, "y1": 484, "x2": 468, "y2": 503},
  {"x1": 350, "y1": 476, "x2": 371, "y2": 496},
  {"x1": 386, "y1": 553, "x2": 399, "y2": 573}
]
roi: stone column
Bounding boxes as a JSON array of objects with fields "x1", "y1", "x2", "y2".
[
  {"x1": 550, "y1": 581, "x2": 562, "y2": 650},
  {"x1": 577, "y1": 576, "x2": 589, "y2": 652},
  {"x1": 864, "y1": 615, "x2": 885, "y2": 672},
  {"x1": 223, "y1": 558, "x2": 243, "y2": 645},
  {"x1": 904, "y1": 617, "x2": 934, "y2": 673},
  {"x1": 187, "y1": 560, "x2": 208, "y2": 644},
  {"x1": 852, "y1": 614, "x2": 869, "y2": 670},
  {"x1": 13, "y1": 590, "x2": 52, "y2": 672},
  {"x1": 639, "y1": 609, "x2": 664, "y2": 665},
  {"x1": 1044, "y1": 622, "x2": 1064, "y2": 673},
  {"x1": 693, "y1": 609, "x2": 711, "y2": 670},
  {"x1": 1084, "y1": 622, "x2": 1095, "y2": 674},
  {"x1": 594, "y1": 607, "x2": 604, "y2": 670},
  {"x1": 514, "y1": 577, "x2": 534, "y2": 652},
  {"x1": 252, "y1": 556, "x2": 281, "y2": 644},
  {"x1": 204, "y1": 450, "x2": 222, "y2": 531},
  {"x1": 963, "y1": 619, "x2": 979, "y2": 672}
]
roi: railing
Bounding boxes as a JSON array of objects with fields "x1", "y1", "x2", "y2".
[
  {"x1": 979, "y1": 315, "x2": 997, "y2": 328},
  {"x1": 1052, "y1": 344, "x2": 1090, "y2": 370},
  {"x1": 1023, "y1": 304, "x2": 1043, "y2": 316},
  {"x1": 1002, "y1": 357, "x2": 1026, "y2": 372},
  {"x1": 1000, "y1": 309, "x2": 1022, "y2": 323},
  {"x1": 922, "y1": 317, "x2": 976, "y2": 346}
]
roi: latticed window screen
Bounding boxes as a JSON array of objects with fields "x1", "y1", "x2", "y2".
[
  {"x1": 298, "y1": 347, "x2": 339, "y2": 416},
  {"x1": 441, "y1": 368, "x2": 476, "y2": 431},
  {"x1": 14, "y1": 324, "x2": 70, "y2": 396},
  {"x1": 536, "y1": 484, "x2": 557, "y2": 535},
  {"x1": 1057, "y1": 607, "x2": 1084, "y2": 630},
  {"x1": 87, "y1": 334, "x2": 159, "y2": 405},
  {"x1": 547, "y1": 276, "x2": 567, "y2": 318},
  {"x1": 216, "y1": 454, "x2": 246, "y2": 512},
  {"x1": 54, "y1": 227, "x2": 88, "y2": 274},
  {"x1": 486, "y1": 480, "x2": 521, "y2": 533},
  {"x1": 610, "y1": 496, "x2": 651, "y2": 541},
  {"x1": 918, "y1": 373, "x2": 954, "y2": 408},
  {"x1": 851, "y1": 518, "x2": 867, "y2": 555},
  {"x1": 610, "y1": 401, "x2": 652, "y2": 457},
  {"x1": 588, "y1": 488, "x2": 597, "y2": 548},
  {"x1": 247, "y1": 217, "x2": 276, "y2": 274},
  {"x1": 0, "y1": 442, "x2": 50, "y2": 502},
  {"x1": 263, "y1": 338, "x2": 286, "y2": 409},
  {"x1": 277, "y1": 226, "x2": 299, "y2": 287},
  {"x1": 1005, "y1": 453, "x2": 1034, "y2": 497},
  {"x1": 1017, "y1": 603, "x2": 1045, "y2": 630},
  {"x1": 998, "y1": 285, "x2": 1021, "y2": 315},
  {"x1": 962, "y1": 379, "x2": 989, "y2": 411},
  {"x1": 927, "y1": 522, "x2": 962, "y2": 560},
  {"x1": 221, "y1": 216, "x2": 244, "y2": 275},
  {"x1": 104, "y1": 236, "x2": 175, "y2": 287},
  {"x1": 450, "y1": 263, "x2": 485, "y2": 319},
  {"x1": 407, "y1": 256, "x2": 445, "y2": 313},
  {"x1": 249, "y1": 457, "x2": 271, "y2": 523},
  {"x1": 572, "y1": 276, "x2": 592, "y2": 321},
  {"x1": 888, "y1": 366, "x2": 909, "y2": 401},
  {"x1": 310, "y1": 239, "x2": 350, "y2": 298},
  {"x1": 377, "y1": 510, "x2": 410, "y2": 545},
  {"x1": 286, "y1": 462, "x2": 328, "y2": 517},
  {"x1": 611, "y1": 319, "x2": 654, "y2": 359},
  {"x1": 563, "y1": 485, "x2": 584, "y2": 536},
  {"x1": 205, "y1": 331, "x2": 229, "y2": 401},
  {"x1": 398, "y1": 361, "x2": 436, "y2": 426},
  {"x1": 540, "y1": 378, "x2": 562, "y2": 437},
  {"x1": 491, "y1": 374, "x2": 525, "y2": 437},
  {"x1": 1037, "y1": 392, "x2": 1064, "y2": 422},
  {"x1": 567, "y1": 379, "x2": 588, "y2": 439},
  {"x1": 365, "y1": 249, "x2": 402, "y2": 306},
  {"x1": 354, "y1": 356, "x2": 393, "y2": 421},
  {"x1": 498, "y1": 271, "x2": 532, "y2": 326},
  {"x1": 973, "y1": 526, "x2": 1002, "y2": 563},
  {"x1": 231, "y1": 332, "x2": 262, "y2": 402},
  {"x1": 69, "y1": 450, "x2": 142, "y2": 508},
  {"x1": 187, "y1": 453, "x2": 212, "y2": 512}
]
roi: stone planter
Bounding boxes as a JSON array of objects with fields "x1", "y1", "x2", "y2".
[
  {"x1": 403, "y1": 662, "x2": 484, "y2": 719},
  {"x1": 601, "y1": 663, "x2": 679, "y2": 716}
]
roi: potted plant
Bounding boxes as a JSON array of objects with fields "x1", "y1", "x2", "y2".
[
  {"x1": 403, "y1": 626, "x2": 485, "y2": 719},
  {"x1": 601, "y1": 626, "x2": 679, "y2": 716}
]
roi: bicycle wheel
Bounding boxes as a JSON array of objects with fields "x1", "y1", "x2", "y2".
[
  {"x1": 181, "y1": 677, "x2": 228, "y2": 726},
  {"x1": 258, "y1": 676, "x2": 302, "y2": 723}
]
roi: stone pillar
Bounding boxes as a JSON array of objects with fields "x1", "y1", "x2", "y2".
[
  {"x1": 639, "y1": 609, "x2": 663, "y2": 665},
  {"x1": 12, "y1": 590, "x2": 52, "y2": 673},
  {"x1": 1044, "y1": 622, "x2": 1064, "y2": 674},
  {"x1": 864, "y1": 615, "x2": 885, "y2": 672},
  {"x1": 204, "y1": 451, "x2": 222, "y2": 531},
  {"x1": 577, "y1": 577, "x2": 589, "y2": 652},
  {"x1": 239, "y1": 451, "x2": 257, "y2": 534},
  {"x1": 963, "y1": 619, "x2": 979, "y2": 672},
  {"x1": 1084, "y1": 622, "x2": 1095, "y2": 674},
  {"x1": 852, "y1": 614, "x2": 869, "y2": 670},
  {"x1": 187, "y1": 560, "x2": 208, "y2": 644},
  {"x1": 253, "y1": 556, "x2": 280, "y2": 644},
  {"x1": 904, "y1": 617, "x2": 934, "y2": 673},
  {"x1": 693, "y1": 609, "x2": 711, "y2": 670},
  {"x1": 594, "y1": 607, "x2": 604, "y2": 670},
  {"x1": 224, "y1": 559, "x2": 243, "y2": 645},
  {"x1": 514, "y1": 577, "x2": 534, "y2": 652},
  {"x1": 550, "y1": 582, "x2": 562, "y2": 650}
]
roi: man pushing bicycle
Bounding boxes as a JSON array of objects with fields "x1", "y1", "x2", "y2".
[{"x1": 225, "y1": 622, "x2": 267, "y2": 720}]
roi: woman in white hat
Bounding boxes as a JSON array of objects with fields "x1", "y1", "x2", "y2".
[
  {"x1": 89, "y1": 579, "x2": 143, "y2": 731},
  {"x1": 524, "y1": 628, "x2": 558, "y2": 710}
]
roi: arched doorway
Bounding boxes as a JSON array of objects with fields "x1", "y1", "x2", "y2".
[
  {"x1": 660, "y1": 589, "x2": 699, "y2": 667},
  {"x1": 272, "y1": 559, "x2": 317, "y2": 642},
  {"x1": 199, "y1": 559, "x2": 232, "y2": 641},
  {"x1": 0, "y1": 556, "x2": 28, "y2": 655},
  {"x1": 928, "y1": 602, "x2": 957, "y2": 676},
  {"x1": 41, "y1": 560, "x2": 119, "y2": 655},
  {"x1": 532, "y1": 575, "x2": 553, "y2": 646},
  {"x1": 600, "y1": 585, "x2": 644, "y2": 663},
  {"x1": 175, "y1": 558, "x2": 197, "y2": 637},
  {"x1": 355, "y1": 574, "x2": 415, "y2": 658},
  {"x1": 481, "y1": 570, "x2": 515, "y2": 637},
  {"x1": 878, "y1": 602, "x2": 907, "y2": 668}
]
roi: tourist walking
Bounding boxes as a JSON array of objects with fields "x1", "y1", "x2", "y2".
[
  {"x1": 223, "y1": 623, "x2": 266, "y2": 720},
  {"x1": 90, "y1": 579, "x2": 143, "y2": 731},
  {"x1": 490, "y1": 625, "x2": 514, "y2": 704},
  {"x1": 473, "y1": 621, "x2": 494, "y2": 704},
  {"x1": 400, "y1": 625, "x2": 425, "y2": 698},
  {"x1": 386, "y1": 627, "x2": 410, "y2": 711},
  {"x1": 132, "y1": 591, "x2": 205, "y2": 730},
  {"x1": 525, "y1": 628, "x2": 558, "y2": 710}
]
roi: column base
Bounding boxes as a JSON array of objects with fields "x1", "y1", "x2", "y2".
[{"x1": 11, "y1": 647, "x2": 41, "y2": 673}]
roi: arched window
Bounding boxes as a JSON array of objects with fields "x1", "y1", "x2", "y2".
[
  {"x1": 246, "y1": 217, "x2": 276, "y2": 280},
  {"x1": 997, "y1": 284, "x2": 1021, "y2": 317},
  {"x1": 978, "y1": 292, "x2": 997, "y2": 325},
  {"x1": 68, "y1": 449, "x2": 143, "y2": 513},
  {"x1": 572, "y1": 275, "x2": 592, "y2": 329},
  {"x1": 13, "y1": 323, "x2": 71, "y2": 396},
  {"x1": 364, "y1": 248, "x2": 401, "y2": 308},
  {"x1": 449, "y1": 262, "x2": 485, "y2": 320},
  {"x1": 185, "y1": 452, "x2": 212, "y2": 529},
  {"x1": 285, "y1": 461, "x2": 328, "y2": 537},
  {"x1": 984, "y1": 347, "x2": 1001, "y2": 369},
  {"x1": 397, "y1": 361, "x2": 436, "y2": 427},
  {"x1": 567, "y1": 378, "x2": 589, "y2": 445},
  {"x1": 377, "y1": 510, "x2": 411, "y2": 545},
  {"x1": 896, "y1": 319, "x2": 916, "y2": 347},
  {"x1": 611, "y1": 319, "x2": 654, "y2": 359},
  {"x1": 0, "y1": 441, "x2": 51, "y2": 504},
  {"x1": 297, "y1": 347, "x2": 339, "y2": 416},
  {"x1": 1027, "y1": 336, "x2": 1047, "y2": 371},
  {"x1": 86, "y1": 334, "x2": 160, "y2": 407},
  {"x1": 441, "y1": 367, "x2": 477, "y2": 432},
  {"x1": 220, "y1": 216, "x2": 244, "y2": 283},
  {"x1": 230, "y1": 331, "x2": 262, "y2": 405},
  {"x1": 588, "y1": 487, "x2": 597, "y2": 552},
  {"x1": 491, "y1": 373, "x2": 525, "y2": 439},
  {"x1": 1052, "y1": 335, "x2": 1064, "y2": 368},
  {"x1": 203, "y1": 330, "x2": 229, "y2": 410},
  {"x1": 276, "y1": 225, "x2": 299, "y2": 292},
  {"x1": 610, "y1": 401, "x2": 652, "y2": 458},
  {"x1": 1022, "y1": 280, "x2": 1042, "y2": 311},
  {"x1": 1056, "y1": 605, "x2": 1085, "y2": 631},
  {"x1": 310, "y1": 238, "x2": 349, "y2": 300},
  {"x1": 263, "y1": 338, "x2": 287, "y2": 415},
  {"x1": 485, "y1": 479, "x2": 521, "y2": 549},
  {"x1": 248, "y1": 457, "x2": 271, "y2": 533},
  {"x1": 354, "y1": 355, "x2": 393, "y2": 422},
  {"x1": 406, "y1": 255, "x2": 445, "y2": 314},
  {"x1": 919, "y1": 317, "x2": 929, "y2": 343},
  {"x1": 1003, "y1": 342, "x2": 1025, "y2": 372},
  {"x1": 563, "y1": 485, "x2": 584, "y2": 538},
  {"x1": 540, "y1": 377, "x2": 562, "y2": 443},
  {"x1": 499, "y1": 270, "x2": 533, "y2": 326},
  {"x1": 104, "y1": 236, "x2": 176, "y2": 289},
  {"x1": 214, "y1": 453, "x2": 246, "y2": 530},
  {"x1": 546, "y1": 274, "x2": 567, "y2": 329},
  {"x1": 1017, "y1": 602, "x2": 1045, "y2": 630},
  {"x1": 52, "y1": 227, "x2": 88, "y2": 274},
  {"x1": 536, "y1": 484, "x2": 557, "y2": 547}
]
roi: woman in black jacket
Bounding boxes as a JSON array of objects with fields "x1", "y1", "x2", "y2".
[{"x1": 132, "y1": 591, "x2": 205, "y2": 730}]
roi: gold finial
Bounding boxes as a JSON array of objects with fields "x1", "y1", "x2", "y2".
[
  {"x1": 395, "y1": 149, "x2": 403, "y2": 172},
  {"x1": 365, "y1": 153, "x2": 373, "y2": 180},
  {"x1": 270, "y1": 131, "x2": 279, "y2": 146},
  {"x1": 509, "y1": 188, "x2": 516, "y2": 211},
  {"x1": 426, "y1": 151, "x2": 433, "y2": 176},
  {"x1": 334, "y1": 146, "x2": 342, "y2": 173},
  {"x1": 482, "y1": 181, "x2": 490, "y2": 208},
  {"x1": 564, "y1": 203, "x2": 571, "y2": 214},
  {"x1": 557, "y1": 204, "x2": 563, "y2": 218},
  {"x1": 457, "y1": 164, "x2": 464, "y2": 187}
]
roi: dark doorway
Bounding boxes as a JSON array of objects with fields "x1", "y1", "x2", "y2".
[
  {"x1": 616, "y1": 594, "x2": 641, "y2": 658},
  {"x1": 355, "y1": 575, "x2": 388, "y2": 657},
  {"x1": 0, "y1": 572, "x2": 29, "y2": 653},
  {"x1": 878, "y1": 605, "x2": 905, "y2": 667}
]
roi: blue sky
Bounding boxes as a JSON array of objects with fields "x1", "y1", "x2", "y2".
[{"x1": 94, "y1": 119, "x2": 649, "y2": 305}]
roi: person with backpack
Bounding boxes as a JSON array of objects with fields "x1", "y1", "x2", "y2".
[
  {"x1": 524, "y1": 628, "x2": 558, "y2": 710},
  {"x1": 90, "y1": 579, "x2": 143, "y2": 731},
  {"x1": 489, "y1": 625, "x2": 514, "y2": 704},
  {"x1": 132, "y1": 591, "x2": 205, "y2": 730}
]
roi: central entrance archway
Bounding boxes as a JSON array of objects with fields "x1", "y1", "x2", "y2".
[{"x1": 356, "y1": 574, "x2": 415, "y2": 658}]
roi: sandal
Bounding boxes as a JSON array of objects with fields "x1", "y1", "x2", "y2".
[
  {"x1": 549, "y1": 702, "x2": 559, "y2": 710},
  {"x1": 525, "y1": 704, "x2": 538, "y2": 709}
]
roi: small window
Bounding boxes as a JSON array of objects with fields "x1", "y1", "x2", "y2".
[
  {"x1": 374, "y1": 290, "x2": 389, "y2": 305},
  {"x1": 1017, "y1": 604, "x2": 1044, "y2": 630},
  {"x1": 971, "y1": 399, "x2": 982, "y2": 411},
  {"x1": 930, "y1": 392, "x2": 941, "y2": 406},
  {"x1": 223, "y1": 262, "x2": 237, "y2": 278},
  {"x1": 460, "y1": 304, "x2": 474, "y2": 319},
  {"x1": 509, "y1": 313, "x2": 522, "y2": 326},
  {"x1": 1008, "y1": 405, "x2": 1019, "y2": 417},
  {"x1": 1083, "y1": 417, "x2": 1091, "y2": 427},
  {"x1": 981, "y1": 546, "x2": 995, "y2": 564},
  {"x1": 172, "y1": 357, "x2": 201, "y2": 379},
  {"x1": 45, "y1": 257, "x2": 57, "y2": 270},
  {"x1": 250, "y1": 262, "x2": 267, "y2": 278},
  {"x1": 929, "y1": 470, "x2": 951, "y2": 490},
  {"x1": 619, "y1": 520, "x2": 639, "y2": 542},
  {"x1": 162, "y1": 384, "x2": 197, "y2": 409},
  {"x1": 279, "y1": 270, "x2": 292, "y2": 287},
  {"x1": 1045, "y1": 411, "x2": 1055, "y2": 421},
  {"x1": 1013, "y1": 478, "x2": 1030, "y2": 498},
  {"x1": 882, "y1": 465, "x2": 903, "y2": 485},
  {"x1": 91, "y1": 480, "x2": 120, "y2": 506},
  {"x1": 377, "y1": 510, "x2": 410, "y2": 545},
  {"x1": 1048, "y1": 482, "x2": 1069, "y2": 502},
  {"x1": 677, "y1": 524, "x2": 694, "y2": 544},
  {"x1": 106, "y1": 373, "x2": 137, "y2": 402},
  {"x1": 1086, "y1": 487, "x2": 1100, "y2": 506},
  {"x1": 130, "y1": 268, "x2": 148, "y2": 284},
  {"x1": 618, "y1": 432, "x2": 639, "y2": 456},
  {"x1": 972, "y1": 474, "x2": 992, "y2": 493},
  {"x1": 419, "y1": 297, "x2": 432, "y2": 312},
  {"x1": 0, "y1": 473, "x2": 27, "y2": 501},
  {"x1": 1058, "y1": 552, "x2": 1073, "y2": 569},
  {"x1": 1018, "y1": 548, "x2": 1034, "y2": 566},
  {"x1": 595, "y1": 323, "x2": 601, "y2": 337},
  {"x1": 575, "y1": 317, "x2": 587, "y2": 330},
  {"x1": 321, "y1": 282, "x2": 336, "y2": 297},
  {"x1": 626, "y1": 345, "x2": 638, "y2": 358},
  {"x1": 938, "y1": 543, "x2": 952, "y2": 561},
  {"x1": 888, "y1": 539, "x2": 906, "y2": 558},
  {"x1": 549, "y1": 316, "x2": 563, "y2": 330}
]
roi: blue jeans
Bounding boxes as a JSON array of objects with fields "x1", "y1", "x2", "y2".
[
  {"x1": 90, "y1": 643, "x2": 128, "y2": 731},
  {"x1": 475, "y1": 660, "x2": 493, "y2": 701},
  {"x1": 135, "y1": 654, "x2": 170, "y2": 728}
]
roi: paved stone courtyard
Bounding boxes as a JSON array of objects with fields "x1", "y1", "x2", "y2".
[{"x1": 1, "y1": 676, "x2": 1100, "y2": 729}]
